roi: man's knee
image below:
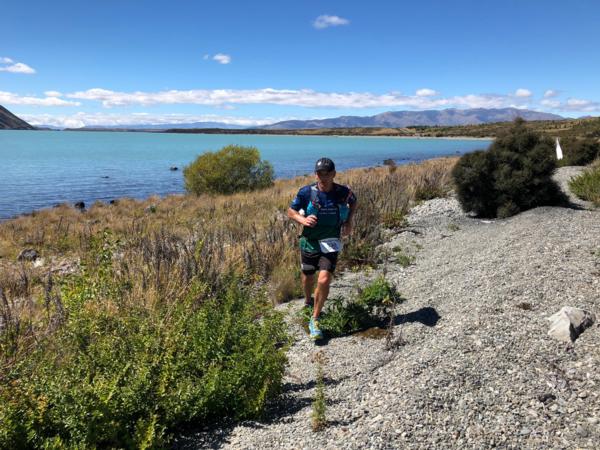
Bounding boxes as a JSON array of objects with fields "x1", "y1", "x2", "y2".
[{"x1": 317, "y1": 271, "x2": 333, "y2": 287}]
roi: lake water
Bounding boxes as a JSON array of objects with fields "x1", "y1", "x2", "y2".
[{"x1": 0, "y1": 130, "x2": 491, "y2": 220}]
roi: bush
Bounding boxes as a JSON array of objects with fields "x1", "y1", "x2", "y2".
[
  {"x1": 0, "y1": 239, "x2": 289, "y2": 448},
  {"x1": 452, "y1": 119, "x2": 565, "y2": 218},
  {"x1": 569, "y1": 165, "x2": 600, "y2": 206},
  {"x1": 558, "y1": 138, "x2": 600, "y2": 166},
  {"x1": 184, "y1": 145, "x2": 274, "y2": 195},
  {"x1": 298, "y1": 276, "x2": 404, "y2": 337}
]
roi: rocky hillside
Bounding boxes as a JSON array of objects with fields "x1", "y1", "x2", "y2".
[
  {"x1": 0, "y1": 105, "x2": 34, "y2": 130},
  {"x1": 177, "y1": 167, "x2": 599, "y2": 449},
  {"x1": 263, "y1": 108, "x2": 564, "y2": 130}
]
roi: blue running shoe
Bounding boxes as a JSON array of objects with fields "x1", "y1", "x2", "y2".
[{"x1": 309, "y1": 317, "x2": 323, "y2": 340}]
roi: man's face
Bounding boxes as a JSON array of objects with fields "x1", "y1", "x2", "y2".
[{"x1": 316, "y1": 169, "x2": 335, "y2": 183}]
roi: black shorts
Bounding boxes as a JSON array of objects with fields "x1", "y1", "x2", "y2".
[{"x1": 300, "y1": 249, "x2": 338, "y2": 275}]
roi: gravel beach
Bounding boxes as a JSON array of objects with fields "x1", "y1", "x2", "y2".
[{"x1": 177, "y1": 166, "x2": 600, "y2": 450}]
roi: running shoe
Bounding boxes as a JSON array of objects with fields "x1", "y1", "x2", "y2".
[{"x1": 309, "y1": 317, "x2": 323, "y2": 340}]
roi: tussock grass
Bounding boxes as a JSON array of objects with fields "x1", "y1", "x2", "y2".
[{"x1": 569, "y1": 165, "x2": 600, "y2": 206}]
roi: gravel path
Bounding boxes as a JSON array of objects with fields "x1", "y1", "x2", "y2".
[{"x1": 177, "y1": 167, "x2": 600, "y2": 449}]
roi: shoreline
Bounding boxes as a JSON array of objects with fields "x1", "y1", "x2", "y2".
[
  {"x1": 5, "y1": 128, "x2": 494, "y2": 141},
  {"x1": 0, "y1": 154, "x2": 468, "y2": 223}
]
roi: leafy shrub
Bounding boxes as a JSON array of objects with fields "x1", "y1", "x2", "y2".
[
  {"x1": 184, "y1": 145, "x2": 274, "y2": 195},
  {"x1": 452, "y1": 119, "x2": 565, "y2": 218},
  {"x1": 298, "y1": 276, "x2": 404, "y2": 337},
  {"x1": 558, "y1": 138, "x2": 600, "y2": 166},
  {"x1": 0, "y1": 238, "x2": 288, "y2": 449},
  {"x1": 569, "y1": 165, "x2": 600, "y2": 206}
]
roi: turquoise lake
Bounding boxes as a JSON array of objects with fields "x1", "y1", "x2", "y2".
[{"x1": 0, "y1": 130, "x2": 492, "y2": 220}]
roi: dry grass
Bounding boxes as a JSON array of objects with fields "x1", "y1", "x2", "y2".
[{"x1": 0, "y1": 158, "x2": 457, "y2": 353}]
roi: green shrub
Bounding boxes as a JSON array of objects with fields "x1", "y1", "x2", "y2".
[
  {"x1": 0, "y1": 241, "x2": 288, "y2": 448},
  {"x1": 184, "y1": 145, "x2": 274, "y2": 195},
  {"x1": 298, "y1": 276, "x2": 403, "y2": 337},
  {"x1": 452, "y1": 119, "x2": 565, "y2": 218},
  {"x1": 569, "y1": 166, "x2": 600, "y2": 206},
  {"x1": 558, "y1": 138, "x2": 600, "y2": 166}
]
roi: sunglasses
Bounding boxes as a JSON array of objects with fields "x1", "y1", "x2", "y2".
[{"x1": 316, "y1": 170, "x2": 332, "y2": 176}]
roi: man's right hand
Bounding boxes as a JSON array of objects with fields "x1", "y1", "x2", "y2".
[{"x1": 304, "y1": 214, "x2": 318, "y2": 227}]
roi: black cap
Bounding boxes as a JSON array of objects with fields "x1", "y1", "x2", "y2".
[{"x1": 315, "y1": 157, "x2": 335, "y2": 172}]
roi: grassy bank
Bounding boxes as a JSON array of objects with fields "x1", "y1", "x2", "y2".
[{"x1": 0, "y1": 157, "x2": 457, "y2": 448}]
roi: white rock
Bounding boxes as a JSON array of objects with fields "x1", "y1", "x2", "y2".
[{"x1": 547, "y1": 306, "x2": 596, "y2": 343}]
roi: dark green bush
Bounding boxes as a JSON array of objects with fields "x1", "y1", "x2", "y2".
[
  {"x1": 452, "y1": 119, "x2": 565, "y2": 218},
  {"x1": 0, "y1": 241, "x2": 288, "y2": 449},
  {"x1": 558, "y1": 138, "x2": 600, "y2": 166},
  {"x1": 184, "y1": 145, "x2": 274, "y2": 195}
]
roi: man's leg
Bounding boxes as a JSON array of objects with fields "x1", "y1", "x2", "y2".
[
  {"x1": 313, "y1": 270, "x2": 333, "y2": 319},
  {"x1": 301, "y1": 272, "x2": 315, "y2": 305}
]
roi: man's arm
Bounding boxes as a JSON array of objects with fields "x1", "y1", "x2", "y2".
[
  {"x1": 341, "y1": 201, "x2": 357, "y2": 237},
  {"x1": 287, "y1": 207, "x2": 317, "y2": 228}
]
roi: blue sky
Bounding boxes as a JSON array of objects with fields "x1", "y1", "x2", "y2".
[{"x1": 2, "y1": 0, "x2": 600, "y2": 127}]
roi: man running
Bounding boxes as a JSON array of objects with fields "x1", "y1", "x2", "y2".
[{"x1": 287, "y1": 157, "x2": 357, "y2": 339}]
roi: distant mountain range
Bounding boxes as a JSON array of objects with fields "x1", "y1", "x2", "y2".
[
  {"x1": 0, "y1": 105, "x2": 567, "y2": 132},
  {"x1": 0, "y1": 105, "x2": 34, "y2": 130},
  {"x1": 261, "y1": 108, "x2": 564, "y2": 130}
]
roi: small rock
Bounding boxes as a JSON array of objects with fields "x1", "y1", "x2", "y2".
[
  {"x1": 576, "y1": 425, "x2": 589, "y2": 438},
  {"x1": 547, "y1": 306, "x2": 596, "y2": 342},
  {"x1": 17, "y1": 249, "x2": 39, "y2": 261},
  {"x1": 537, "y1": 393, "x2": 556, "y2": 404},
  {"x1": 170, "y1": 166, "x2": 179, "y2": 171},
  {"x1": 74, "y1": 201, "x2": 85, "y2": 211}
]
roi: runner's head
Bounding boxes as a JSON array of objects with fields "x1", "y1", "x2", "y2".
[{"x1": 315, "y1": 157, "x2": 336, "y2": 182}]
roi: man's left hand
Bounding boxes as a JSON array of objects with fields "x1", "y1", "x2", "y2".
[{"x1": 341, "y1": 222, "x2": 353, "y2": 237}]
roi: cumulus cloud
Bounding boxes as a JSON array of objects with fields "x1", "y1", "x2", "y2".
[
  {"x1": 0, "y1": 59, "x2": 36, "y2": 74},
  {"x1": 66, "y1": 87, "x2": 537, "y2": 110},
  {"x1": 313, "y1": 15, "x2": 350, "y2": 29},
  {"x1": 21, "y1": 112, "x2": 281, "y2": 129},
  {"x1": 0, "y1": 90, "x2": 80, "y2": 106},
  {"x1": 514, "y1": 88, "x2": 532, "y2": 98},
  {"x1": 564, "y1": 98, "x2": 600, "y2": 111},
  {"x1": 540, "y1": 99, "x2": 561, "y2": 108},
  {"x1": 416, "y1": 88, "x2": 437, "y2": 97},
  {"x1": 543, "y1": 89, "x2": 558, "y2": 98},
  {"x1": 44, "y1": 90, "x2": 63, "y2": 97},
  {"x1": 213, "y1": 53, "x2": 231, "y2": 64},
  {"x1": 203, "y1": 53, "x2": 231, "y2": 64}
]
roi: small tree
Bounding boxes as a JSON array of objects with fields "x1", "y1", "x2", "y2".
[
  {"x1": 184, "y1": 145, "x2": 274, "y2": 195},
  {"x1": 452, "y1": 118, "x2": 566, "y2": 218}
]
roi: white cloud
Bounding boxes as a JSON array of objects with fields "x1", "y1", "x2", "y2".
[
  {"x1": 213, "y1": 53, "x2": 231, "y2": 64},
  {"x1": 21, "y1": 112, "x2": 282, "y2": 129},
  {"x1": 65, "y1": 87, "x2": 541, "y2": 110},
  {"x1": 514, "y1": 88, "x2": 532, "y2": 98},
  {"x1": 313, "y1": 15, "x2": 350, "y2": 29},
  {"x1": 44, "y1": 90, "x2": 63, "y2": 97},
  {"x1": 0, "y1": 91, "x2": 80, "y2": 106},
  {"x1": 540, "y1": 99, "x2": 560, "y2": 108},
  {"x1": 0, "y1": 61, "x2": 36, "y2": 74},
  {"x1": 1, "y1": 57, "x2": 14, "y2": 64},
  {"x1": 543, "y1": 89, "x2": 558, "y2": 98},
  {"x1": 416, "y1": 88, "x2": 437, "y2": 97}
]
